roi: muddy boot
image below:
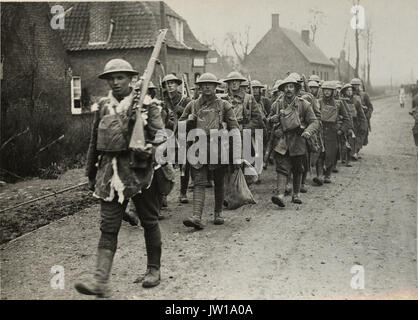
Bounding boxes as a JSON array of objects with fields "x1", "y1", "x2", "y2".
[
  {"x1": 142, "y1": 267, "x2": 161, "y2": 288},
  {"x1": 292, "y1": 173, "x2": 303, "y2": 204},
  {"x1": 323, "y1": 167, "x2": 332, "y2": 184},
  {"x1": 292, "y1": 194, "x2": 302, "y2": 204},
  {"x1": 178, "y1": 193, "x2": 189, "y2": 204},
  {"x1": 74, "y1": 248, "x2": 114, "y2": 298},
  {"x1": 271, "y1": 173, "x2": 286, "y2": 208},
  {"x1": 332, "y1": 165, "x2": 339, "y2": 173},
  {"x1": 300, "y1": 172, "x2": 308, "y2": 193},
  {"x1": 183, "y1": 215, "x2": 205, "y2": 230},
  {"x1": 214, "y1": 211, "x2": 224, "y2": 225}
]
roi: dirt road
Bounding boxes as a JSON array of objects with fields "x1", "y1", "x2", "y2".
[{"x1": 1, "y1": 95, "x2": 417, "y2": 300}]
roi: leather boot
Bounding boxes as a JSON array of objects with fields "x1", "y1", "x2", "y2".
[
  {"x1": 324, "y1": 166, "x2": 332, "y2": 183},
  {"x1": 142, "y1": 267, "x2": 161, "y2": 288},
  {"x1": 292, "y1": 173, "x2": 303, "y2": 204},
  {"x1": 271, "y1": 173, "x2": 286, "y2": 208},
  {"x1": 183, "y1": 215, "x2": 205, "y2": 230},
  {"x1": 179, "y1": 193, "x2": 189, "y2": 204},
  {"x1": 214, "y1": 211, "x2": 224, "y2": 225},
  {"x1": 75, "y1": 248, "x2": 114, "y2": 298},
  {"x1": 313, "y1": 160, "x2": 324, "y2": 186}
]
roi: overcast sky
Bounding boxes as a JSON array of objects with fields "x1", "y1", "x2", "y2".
[{"x1": 162, "y1": 0, "x2": 418, "y2": 86}]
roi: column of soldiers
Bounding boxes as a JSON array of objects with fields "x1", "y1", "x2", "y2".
[{"x1": 76, "y1": 58, "x2": 373, "y2": 297}]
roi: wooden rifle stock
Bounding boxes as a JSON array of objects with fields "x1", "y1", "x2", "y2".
[{"x1": 129, "y1": 29, "x2": 168, "y2": 150}]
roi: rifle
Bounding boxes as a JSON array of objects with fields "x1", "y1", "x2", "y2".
[
  {"x1": 129, "y1": 29, "x2": 168, "y2": 153},
  {"x1": 182, "y1": 74, "x2": 191, "y2": 99},
  {"x1": 301, "y1": 74, "x2": 311, "y2": 94}
]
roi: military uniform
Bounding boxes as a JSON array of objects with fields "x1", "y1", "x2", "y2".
[
  {"x1": 75, "y1": 59, "x2": 171, "y2": 297},
  {"x1": 317, "y1": 82, "x2": 351, "y2": 183},
  {"x1": 268, "y1": 76, "x2": 319, "y2": 206},
  {"x1": 179, "y1": 73, "x2": 241, "y2": 229}
]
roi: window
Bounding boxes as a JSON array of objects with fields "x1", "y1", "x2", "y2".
[
  {"x1": 312, "y1": 70, "x2": 315, "y2": 75},
  {"x1": 193, "y1": 58, "x2": 205, "y2": 67},
  {"x1": 320, "y1": 71, "x2": 323, "y2": 80},
  {"x1": 167, "y1": 16, "x2": 184, "y2": 43},
  {"x1": 71, "y1": 76, "x2": 82, "y2": 115}
]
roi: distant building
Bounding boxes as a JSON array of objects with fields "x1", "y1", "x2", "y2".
[
  {"x1": 58, "y1": 1, "x2": 209, "y2": 112},
  {"x1": 330, "y1": 50, "x2": 356, "y2": 84},
  {"x1": 205, "y1": 49, "x2": 236, "y2": 80},
  {"x1": 243, "y1": 14, "x2": 335, "y2": 86}
]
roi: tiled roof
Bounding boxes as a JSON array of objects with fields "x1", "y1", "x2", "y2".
[
  {"x1": 281, "y1": 28, "x2": 334, "y2": 67},
  {"x1": 58, "y1": 2, "x2": 208, "y2": 52}
]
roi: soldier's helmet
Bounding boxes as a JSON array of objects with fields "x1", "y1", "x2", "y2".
[
  {"x1": 289, "y1": 72, "x2": 302, "y2": 82},
  {"x1": 148, "y1": 81, "x2": 157, "y2": 89},
  {"x1": 195, "y1": 73, "x2": 221, "y2": 85},
  {"x1": 308, "y1": 80, "x2": 319, "y2": 88},
  {"x1": 133, "y1": 80, "x2": 157, "y2": 91},
  {"x1": 335, "y1": 81, "x2": 342, "y2": 89},
  {"x1": 309, "y1": 75, "x2": 321, "y2": 83},
  {"x1": 99, "y1": 59, "x2": 139, "y2": 79},
  {"x1": 162, "y1": 74, "x2": 182, "y2": 86},
  {"x1": 278, "y1": 76, "x2": 301, "y2": 91},
  {"x1": 272, "y1": 80, "x2": 283, "y2": 93},
  {"x1": 251, "y1": 80, "x2": 264, "y2": 88},
  {"x1": 350, "y1": 78, "x2": 362, "y2": 86},
  {"x1": 321, "y1": 81, "x2": 337, "y2": 90},
  {"x1": 240, "y1": 80, "x2": 249, "y2": 87},
  {"x1": 340, "y1": 83, "x2": 352, "y2": 95},
  {"x1": 224, "y1": 71, "x2": 247, "y2": 83}
]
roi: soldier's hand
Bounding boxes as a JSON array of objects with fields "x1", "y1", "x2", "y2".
[
  {"x1": 269, "y1": 114, "x2": 280, "y2": 123},
  {"x1": 301, "y1": 131, "x2": 311, "y2": 139},
  {"x1": 88, "y1": 178, "x2": 96, "y2": 191},
  {"x1": 337, "y1": 130, "x2": 343, "y2": 136}
]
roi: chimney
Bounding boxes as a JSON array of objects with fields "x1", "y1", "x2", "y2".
[
  {"x1": 272, "y1": 14, "x2": 279, "y2": 29},
  {"x1": 88, "y1": 3, "x2": 111, "y2": 44},
  {"x1": 301, "y1": 30, "x2": 310, "y2": 45}
]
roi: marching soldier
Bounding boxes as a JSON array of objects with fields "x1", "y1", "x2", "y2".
[
  {"x1": 223, "y1": 71, "x2": 264, "y2": 133},
  {"x1": 315, "y1": 81, "x2": 351, "y2": 185},
  {"x1": 268, "y1": 75, "x2": 319, "y2": 207},
  {"x1": 179, "y1": 73, "x2": 242, "y2": 230},
  {"x1": 161, "y1": 74, "x2": 192, "y2": 204},
  {"x1": 340, "y1": 83, "x2": 368, "y2": 166},
  {"x1": 351, "y1": 78, "x2": 373, "y2": 157},
  {"x1": 75, "y1": 59, "x2": 172, "y2": 297}
]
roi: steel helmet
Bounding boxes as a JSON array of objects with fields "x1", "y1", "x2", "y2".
[
  {"x1": 340, "y1": 83, "x2": 352, "y2": 95},
  {"x1": 272, "y1": 80, "x2": 283, "y2": 93},
  {"x1": 195, "y1": 73, "x2": 221, "y2": 85},
  {"x1": 240, "y1": 80, "x2": 249, "y2": 87},
  {"x1": 162, "y1": 74, "x2": 182, "y2": 86},
  {"x1": 278, "y1": 76, "x2": 301, "y2": 91},
  {"x1": 308, "y1": 80, "x2": 319, "y2": 88},
  {"x1": 335, "y1": 81, "x2": 342, "y2": 89},
  {"x1": 321, "y1": 81, "x2": 337, "y2": 90},
  {"x1": 289, "y1": 72, "x2": 302, "y2": 82},
  {"x1": 98, "y1": 59, "x2": 139, "y2": 79},
  {"x1": 250, "y1": 80, "x2": 264, "y2": 88},
  {"x1": 148, "y1": 81, "x2": 157, "y2": 89},
  {"x1": 309, "y1": 75, "x2": 320, "y2": 83},
  {"x1": 224, "y1": 71, "x2": 247, "y2": 83},
  {"x1": 350, "y1": 78, "x2": 362, "y2": 86}
]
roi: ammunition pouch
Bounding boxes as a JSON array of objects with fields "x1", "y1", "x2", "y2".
[{"x1": 96, "y1": 113, "x2": 130, "y2": 153}]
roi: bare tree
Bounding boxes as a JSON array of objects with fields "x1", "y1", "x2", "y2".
[
  {"x1": 309, "y1": 8, "x2": 325, "y2": 42},
  {"x1": 225, "y1": 25, "x2": 251, "y2": 65},
  {"x1": 362, "y1": 20, "x2": 373, "y2": 88}
]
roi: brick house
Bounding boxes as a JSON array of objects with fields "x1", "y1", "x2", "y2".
[
  {"x1": 1, "y1": 2, "x2": 78, "y2": 175},
  {"x1": 330, "y1": 50, "x2": 356, "y2": 84},
  {"x1": 58, "y1": 1, "x2": 209, "y2": 113},
  {"x1": 243, "y1": 14, "x2": 335, "y2": 86}
]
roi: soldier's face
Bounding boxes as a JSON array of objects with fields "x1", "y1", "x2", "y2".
[
  {"x1": 200, "y1": 83, "x2": 217, "y2": 96},
  {"x1": 253, "y1": 88, "x2": 261, "y2": 96},
  {"x1": 229, "y1": 80, "x2": 241, "y2": 91},
  {"x1": 106, "y1": 72, "x2": 132, "y2": 96},
  {"x1": 166, "y1": 80, "x2": 179, "y2": 93},
  {"x1": 352, "y1": 84, "x2": 360, "y2": 92},
  {"x1": 284, "y1": 83, "x2": 296, "y2": 97},
  {"x1": 310, "y1": 87, "x2": 319, "y2": 96},
  {"x1": 323, "y1": 89, "x2": 333, "y2": 98},
  {"x1": 346, "y1": 88, "x2": 353, "y2": 97}
]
